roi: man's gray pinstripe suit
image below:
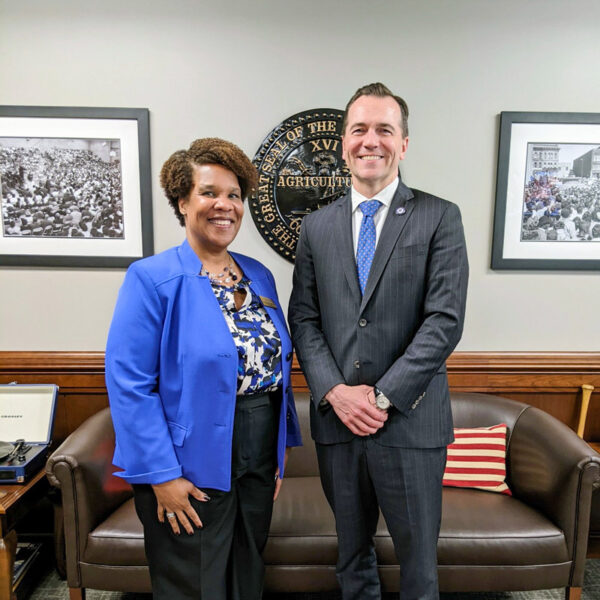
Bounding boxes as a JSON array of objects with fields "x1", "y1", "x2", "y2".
[{"x1": 288, "y1": 180, "x2": 469, "y2": 599}]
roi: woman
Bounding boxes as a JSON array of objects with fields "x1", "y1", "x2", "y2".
[{"x1": 105, "y1": 138, "x2": 301, "y2": 600}]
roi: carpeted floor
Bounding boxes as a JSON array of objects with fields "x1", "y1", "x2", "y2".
[{"x1": 27, "y1": 559, "x2": 600, "y2": 599}]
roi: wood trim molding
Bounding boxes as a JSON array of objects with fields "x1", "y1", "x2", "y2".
[
  {"x1": 2, "y1": 350, "x2": 599, "y2": 382},
  {"x1": 446, "y1": 352, "x2": 600, "y2": 373},
  {"x1": 291, "y1": 352, "x2": 600, "y2": 392},
  {"x1": 3, "y1": 350, "x2": 599, "y2": 401},
  {"x1": 0, "y1": 352, "x2": 105, "y2": 374},
  {"x1": 293, "y1": 352, "x2": 600, "y2": 373}
]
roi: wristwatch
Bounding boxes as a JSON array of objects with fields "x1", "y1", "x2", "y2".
[{"x1": 374, "y1": 387, "x2": 391, "y2": 410}]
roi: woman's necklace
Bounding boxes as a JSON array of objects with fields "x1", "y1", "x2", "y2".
[{"x1": 201, "y1": 255, "x2": 240, "y2": 285}]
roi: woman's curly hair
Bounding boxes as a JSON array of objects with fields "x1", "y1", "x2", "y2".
[{"x1": 160, "y1": 138, "x2": 258, "y2": 227}]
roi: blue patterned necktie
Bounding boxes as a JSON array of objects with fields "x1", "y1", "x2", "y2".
[{"x1": 356, "y1": 199, "x2": 382, "y2": 294}]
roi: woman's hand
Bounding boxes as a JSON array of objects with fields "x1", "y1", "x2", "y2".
[
  {"x1": 152, "y1": 477, "x2": 210, "y2": 535},
  {"x1": 273, "y1": 447, "x2": 291, "y2": 501}
]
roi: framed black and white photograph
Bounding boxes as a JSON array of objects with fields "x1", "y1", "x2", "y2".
[
  {"x1": 492, "y1": 111, "x2": 600, "y2": 270},
  {"x1": 0, "y1": 106, "x2": 153, "y2": 267}
]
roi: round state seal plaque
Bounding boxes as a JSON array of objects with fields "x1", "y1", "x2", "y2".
[{"x1": 250, "y1": 109, "x2": 351, "y2": 262}]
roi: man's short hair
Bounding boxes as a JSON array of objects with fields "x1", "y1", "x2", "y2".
[{"x1": 342, "y1": 82, "x2": 409, "y2": 137}]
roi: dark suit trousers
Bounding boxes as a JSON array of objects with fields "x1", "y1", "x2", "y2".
[
  {"x1": 133, "y1": 393, "x2": 277, "y2": 600},
  {"x1": 316, "y1": 437, "x2": 446, "y2": 600}
]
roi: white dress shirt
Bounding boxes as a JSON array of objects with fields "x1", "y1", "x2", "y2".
[{"x1": 351, "y1": 177, "x2": 399, "y2": 258}]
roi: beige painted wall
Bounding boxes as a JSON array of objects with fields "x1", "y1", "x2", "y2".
[{"x1": 1, "y1": 0, "x2": 599, "y2": 351}]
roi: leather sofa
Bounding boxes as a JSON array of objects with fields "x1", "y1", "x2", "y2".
[
  {"x1": 590, "y1": 487, "x2": 600, "y2": 556},
  {"x1": 46, "y1": 392, "x2": 600, "y2": 600}
]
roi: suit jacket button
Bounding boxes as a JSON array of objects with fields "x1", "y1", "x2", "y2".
[
  {"x1": 286, "y1": 352, "x2": 292, "y2": 361},
  {"x1": 358, "y1": 318, "x2": 367, "y2": 327},
  {"x1": 354, "y1": 360, "x2": 360, "y2": 369}
]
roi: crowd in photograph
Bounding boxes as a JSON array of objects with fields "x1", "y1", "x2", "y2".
[
  {"x1": 521, "y1": 173, "x2": 600, "y2": 241},
  {"x1": 0, "y1": 145, "x2": 124, "y2": 238}
]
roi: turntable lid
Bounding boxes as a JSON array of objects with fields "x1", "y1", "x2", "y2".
[{"x1": 0, "y1": 384, "x2": 58, "y2": 444}]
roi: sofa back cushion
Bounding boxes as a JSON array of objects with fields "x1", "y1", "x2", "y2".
[
  {"x1": 285, "y1": 392, "x2": 320, "y2": 477},
  {"x1": 285, "y1": 392, "x2": 531, "y2": 482},
  {"x1": 450, "y1": 392, "x2": 528, "y2": 431}
]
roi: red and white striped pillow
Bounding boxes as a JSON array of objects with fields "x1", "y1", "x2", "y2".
[{"x1": 443, "y1": 423, "x2": 511, "y2": 495}]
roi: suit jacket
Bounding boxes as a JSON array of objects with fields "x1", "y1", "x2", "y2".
[
  {"x1": 106, "y1": 239, "x2": 301, "y2": 492},
  {"x1": 288, "y1": 181, "x2": 468, "y2": 448}
]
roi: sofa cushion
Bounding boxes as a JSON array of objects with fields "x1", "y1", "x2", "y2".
[
  {"x1": 265, "y1": 476, "x2": 337, "y2": 565},
  {"x1": 83, "y1": 460, "x2": 568, "y2": 573},
  {"x1": 269, "y1": 479, "x2": 568, "y2": 569},
  {"x1": 443, "y1": 423, "x2": 511, "y2": 495},
  {"x1": 437, "y1": 488, "x2": 568, "y2": 565},
  {"x1": 84, "y1": 498, "x2": 146, "y2": 566},
  {"x1": 374, "y1": 488, "x2": 568, "y2": 567}
]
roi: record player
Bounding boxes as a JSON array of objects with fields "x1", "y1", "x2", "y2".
[{"x1": 0, "y1": 383, "x2": 58, "y2": 483}]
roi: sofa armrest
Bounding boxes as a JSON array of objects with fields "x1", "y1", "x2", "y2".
[
  {"x1": 46, "y1": 407, "x2": 132, "y2": 587},
  {"x1": 509, "y1": 405, "x2": 600, "y2": 585}
]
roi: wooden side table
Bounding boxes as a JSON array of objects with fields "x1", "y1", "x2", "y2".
[{"x1": 0, "y1": 470, "x2": 49, "y2": 600}]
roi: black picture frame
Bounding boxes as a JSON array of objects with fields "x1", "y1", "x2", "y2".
[
  {"x1": 492, "y1": 111, "x2": 600, "y2": 271},
  {"x1": 0, "y1": 106, "x2": 153, "y2": 268}
]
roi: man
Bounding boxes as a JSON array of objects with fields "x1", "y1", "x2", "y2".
[{"x1": 288, "y1": 83, "x2": 468, "y2": 600}]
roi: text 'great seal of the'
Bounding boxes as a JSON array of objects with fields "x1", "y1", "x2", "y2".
[{"x1": 250, "y1": 109, "x2": 351, "y2": 262}]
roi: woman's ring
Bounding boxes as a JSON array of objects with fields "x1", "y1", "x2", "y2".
[{"x1": 166, "y1": 512, "x2": 176, "y2": 519}]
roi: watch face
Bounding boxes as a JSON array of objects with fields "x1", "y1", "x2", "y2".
[{"x1": 376, "y1": 395, "x2": 391, "y2": 410}]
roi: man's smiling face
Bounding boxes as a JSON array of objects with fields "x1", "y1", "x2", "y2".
[{"x1": 342, "y1": 94, "x2": 409, "y2": 197}]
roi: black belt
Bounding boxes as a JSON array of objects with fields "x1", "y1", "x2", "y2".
[{"x1": 235, "y1": 391, "x2": 274, "y2": 409}]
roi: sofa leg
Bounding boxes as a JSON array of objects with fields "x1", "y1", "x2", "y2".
[
  {"x1": 565, "y1": 587, "x2": 582, "y2": 600},
  {"x1": 69, "y1": 588, "x2": 86, "y2": 600}
]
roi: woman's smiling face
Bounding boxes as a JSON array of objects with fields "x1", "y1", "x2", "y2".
[{"x1": 178, "y1": 163, "x2": 244, "y2": 255}]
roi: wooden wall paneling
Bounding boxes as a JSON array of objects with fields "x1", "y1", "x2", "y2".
[
  {"x1": 54, "y1": 392, "x2": 109, "y2": 446},
  {"x1": 445, "y1": 352, "x2": 600, "y2": 442},
  {"x1": 0, "y1": 352, "x2": 107, "y2": 447},
  {"x1": 583, "y1": 394, "x2": 600, "y2": 443},
  {"x1": 1, "y1": 351, "x2": 600, "y2": 442},
  {"x1": 504, "y1": 392, "x2": 582, "y2": 432}
]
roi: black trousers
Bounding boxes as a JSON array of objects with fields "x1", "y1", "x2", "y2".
[
  {"x1": 316, "y1": 438, "x2": 447, "y2": 600},
  {"x1": 133, "y1": 393, "x2": 277, "y2": 600}
]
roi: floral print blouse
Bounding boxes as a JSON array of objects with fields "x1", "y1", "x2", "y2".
[{"x1": 211, "y1": 276, "x2": 282, "y2": 396}]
